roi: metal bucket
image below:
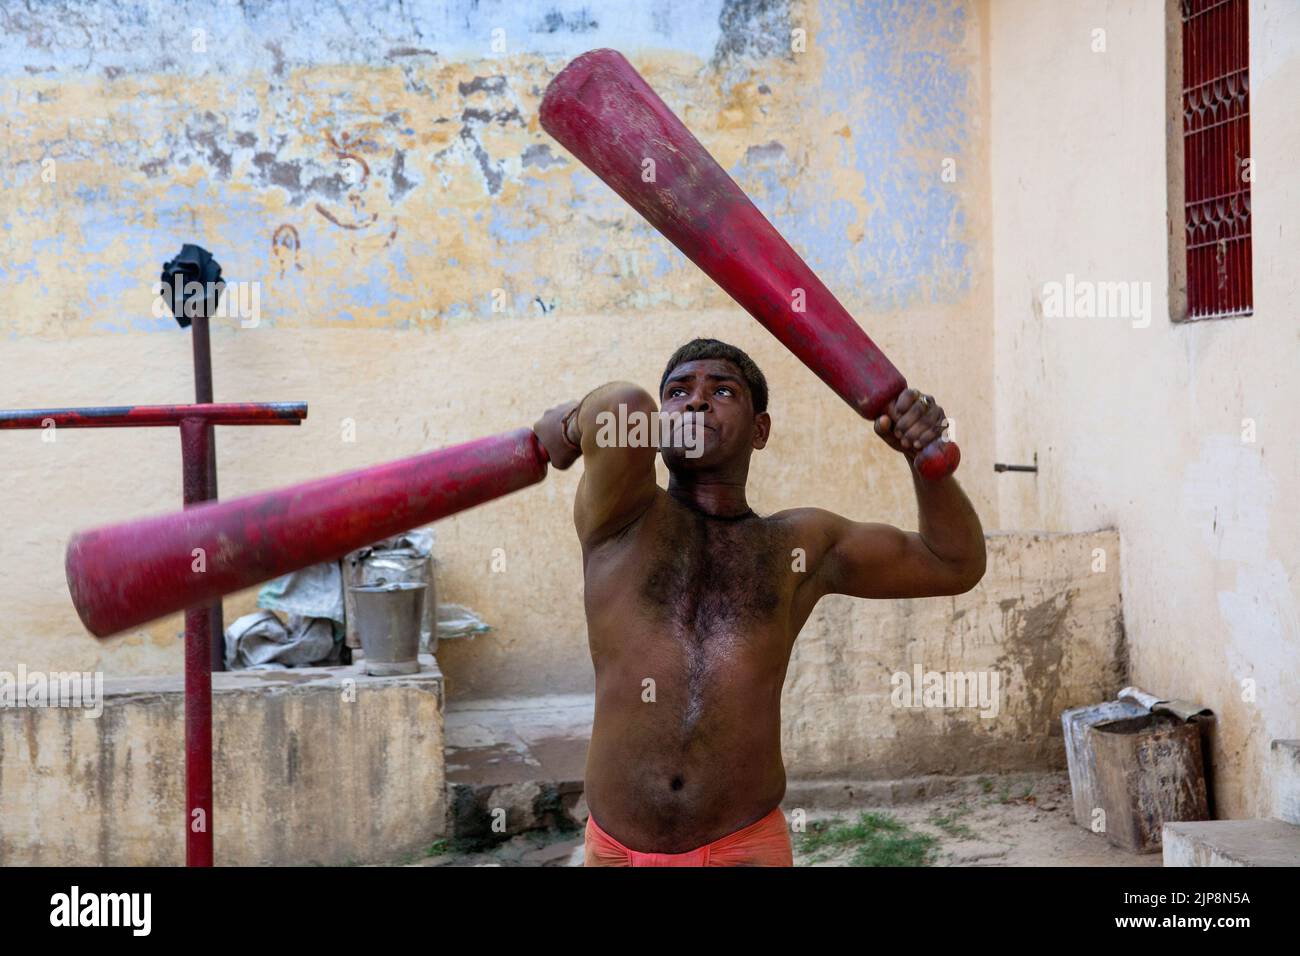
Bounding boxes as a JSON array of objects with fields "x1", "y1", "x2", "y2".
[
  {"x1": 348, "y1": 582, "x2": 427, "y2": 676},
  {"x1": 344, "y1": 538, "x2": 437, "y2": 654}
]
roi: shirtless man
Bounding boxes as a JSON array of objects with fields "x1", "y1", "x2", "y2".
[{"x1": 532, "y1": 337, "x2": 986, "y2": 866}]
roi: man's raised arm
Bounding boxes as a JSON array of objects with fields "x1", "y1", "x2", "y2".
[
  {"x1": 800, "y1": 388, "x2": 986, "y2": 602},
  {"x1": 533, "y1": 382, "x2": 659, "y2": 544}
]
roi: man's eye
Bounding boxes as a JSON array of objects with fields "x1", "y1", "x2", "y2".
[{"x1": 716, "y1": 387, "x2": 733, "y2": 397}]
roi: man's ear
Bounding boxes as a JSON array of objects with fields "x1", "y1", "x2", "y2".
[{"x1": 752, "y1": 411, "x2": 771, "y2": 450}]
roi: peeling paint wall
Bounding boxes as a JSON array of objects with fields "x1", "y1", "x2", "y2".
[
  {"x1": 783, "y1": 530, "x2": 1126, "y2": 779},
  {"x1": 989, "y1": 0, "x2": 1300, "y2": 818},
  {"x1": 0, "y1": 1, "x2": 992, "y2": 704}
]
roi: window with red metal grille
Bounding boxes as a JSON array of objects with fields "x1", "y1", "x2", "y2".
[{"x1": 1181, "y1": 0, "x2": 1252, "y2": 319}]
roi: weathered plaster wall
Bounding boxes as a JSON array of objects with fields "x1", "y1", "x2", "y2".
[
  {"x1": 1, "y1": 0, "x2": 993, "y2": 699},
  {"x1": 783, "y1": 530, "x2": 1126, "y2": 778},
  {"x1": 989, "y1": 0, "x2": 1300, "y2": 817}
]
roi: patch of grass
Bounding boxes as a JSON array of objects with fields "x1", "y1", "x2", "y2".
[
  {"x1": 798, "y1": 812, "x2": 938, "y2": 867},
  {"x1": 426, "y1": 840, "x2": 450, "y2": 857},
  {"x1": 977, "y1": 777, "x2": 994, "y2": 794},
  {"x1": 928, "y1": 806, "x2": 976, "y2": 840},
  {"x1": 991, "y1": 779, "x2": 1037, "y2": 805}
]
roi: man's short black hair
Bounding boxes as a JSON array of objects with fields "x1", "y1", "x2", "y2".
[{"x1": 659, "y1": 338, "x2": 768, "y2": 414}]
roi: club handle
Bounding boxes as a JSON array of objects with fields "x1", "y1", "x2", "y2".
[{"x1": 914, "y1": 439, "x2": 961, "y2": 481}]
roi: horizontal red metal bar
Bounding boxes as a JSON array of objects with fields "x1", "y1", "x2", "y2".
[{"x1": 0, "y1": 402, "x2": 307, "y2": 429}]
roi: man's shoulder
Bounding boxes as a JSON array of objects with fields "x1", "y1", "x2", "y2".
[{"x1": 765, "y1": 506, "x2": 844, "y2": 534}]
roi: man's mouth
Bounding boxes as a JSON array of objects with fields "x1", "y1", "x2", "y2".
[{"x1": 673, "y1": 418, "x2": 714, "y2": 432}]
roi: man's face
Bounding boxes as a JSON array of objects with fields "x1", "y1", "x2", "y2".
[{"x1": 658, "y1": 358, "x2": 769, "y2": 470}]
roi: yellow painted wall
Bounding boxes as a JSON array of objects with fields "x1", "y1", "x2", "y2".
[{"x1": 1, "y1": 2, "x2": 995, "y2": 701}]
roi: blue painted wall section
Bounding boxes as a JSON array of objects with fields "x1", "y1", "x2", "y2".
[{"x1": 0, "y1": 0, "x2": 979, "y2": 334}]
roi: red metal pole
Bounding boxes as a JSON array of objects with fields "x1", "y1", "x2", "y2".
[
  {"x1": 180, "y1": 417, "x2": 215, "y2": 866},
  {"x1": 188, "y1": 313, "x2": 228, "y2": 673},
  {"x1": 2, "y1": 400, "x2": 303, "y2": 868}
]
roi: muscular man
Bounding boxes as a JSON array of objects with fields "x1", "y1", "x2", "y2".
[{"x1": 532, "y1": 338, "x2": 986, "y2": 866}]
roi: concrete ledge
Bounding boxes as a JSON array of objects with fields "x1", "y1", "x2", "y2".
[
  {"x1": 0, "y1": 657, "x2": 445, "y2": 866},
  {"x1": 783, "y1": 530, "x2": 1126, "y2": 778},
  {"x1": 445, "y1": 693, "x2": 591, "y2": 842},
  {"x1": 1163, "y1": 820, "x2": 1300, "y2": 867}
]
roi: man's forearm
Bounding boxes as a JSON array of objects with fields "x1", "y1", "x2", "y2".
[
  {"x1": 559, "y1": 397, "x2": 584, "y2": 453},
  {"x1": 535, "y1": 382, "x2": 656, "y2": 470},
  {"x1": 568, "y1": 381, "x2": 654, "y2": 452},
  {"x1": 911, "y1": 469, "x2": 986, "y2": 579}
]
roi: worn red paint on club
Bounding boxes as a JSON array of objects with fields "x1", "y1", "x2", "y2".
[
  {"x1": 540, "y1": 48, "x2": 959, "y2": 480},
  {"x1": 66, "y1": 427, "x2": 550, "y2": 638}
]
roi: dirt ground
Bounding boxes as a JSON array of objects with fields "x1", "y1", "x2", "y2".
[{"x1": 401, "y1": 772, "x2": 1163, "y2": 867}]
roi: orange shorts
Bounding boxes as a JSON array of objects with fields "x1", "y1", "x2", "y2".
[{"x1": 583, "y1": 806, "x2": 793, "y2": 867}]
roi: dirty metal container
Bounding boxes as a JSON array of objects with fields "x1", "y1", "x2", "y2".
[
  {"x1": 1062, "y1": 699, "x2": 1147, "y2": 828},
  {"x1": 1090, "y1": 713, "x2": 1209, "y2": 853},
  {"x1": 348, "y1": 582, "x2": 427, "y2": 676},
  {"x1": 344, "y1": 536, "x2": 437, "y2": 654}
]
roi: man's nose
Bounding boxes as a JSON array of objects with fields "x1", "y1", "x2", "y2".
[{"x1": 685, "y1": 392, "x2": 710, "y2": 412}]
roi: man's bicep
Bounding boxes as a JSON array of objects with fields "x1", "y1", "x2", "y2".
[
  {"x1": 817, "y1": 513, "x2": 968, "y2": 600},
  {"x1": 572, "y1": 383, "x2": 659, "y2": 541}
]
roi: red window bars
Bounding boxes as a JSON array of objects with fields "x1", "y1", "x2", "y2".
[{"x1": 1182, "y1": 0, "x2": 1252, "y2": 319}]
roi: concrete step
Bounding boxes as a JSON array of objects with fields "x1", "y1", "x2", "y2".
[
  {"x1": 1270, "y1": 740, "x2": 1300, "y2": 824},
  {"x1": 1163, "y1": 819, "x2": 1300, "y2": 866},
  {"x1": 444, "y1": 694, "x2": 593, "y2": 844}
]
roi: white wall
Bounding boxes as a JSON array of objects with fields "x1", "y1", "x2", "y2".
[{"x1": 989, "y1": 0, "x2": 1300, "y2": 817}]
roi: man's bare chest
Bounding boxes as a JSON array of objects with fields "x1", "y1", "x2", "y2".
[
  {"x1": 625, "y1": 508, "x2": 794, "y2": 641},
  {"x1": 582, "y1": 502, "x2": 803, "y2": 736}
]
